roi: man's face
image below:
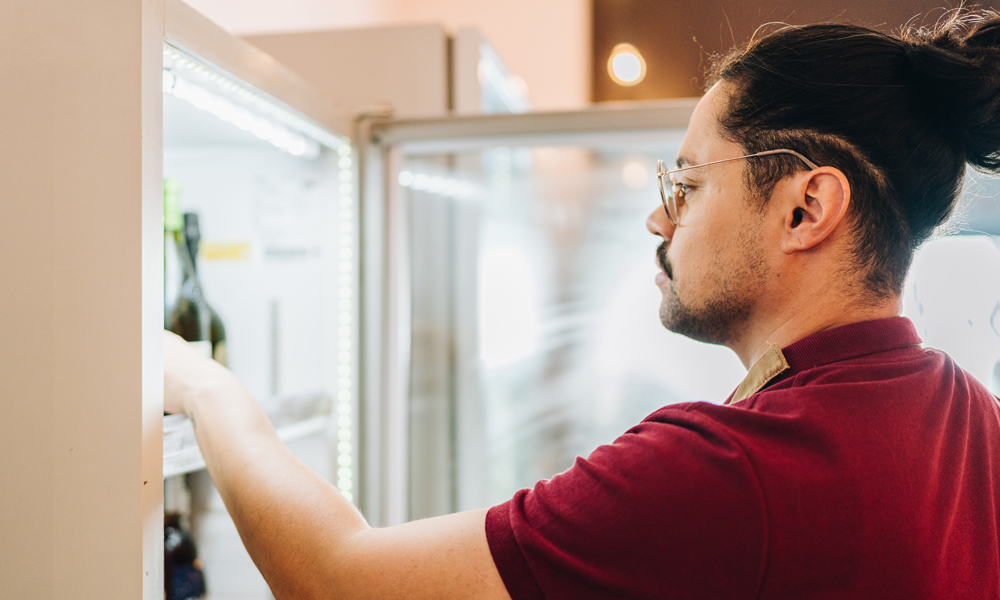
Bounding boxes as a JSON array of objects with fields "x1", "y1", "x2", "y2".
[{"x1": 647, "y1": 84, "x2": 771, "y2": 346}]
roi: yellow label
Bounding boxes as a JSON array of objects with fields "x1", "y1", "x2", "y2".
[{"x1": 200, "y1": 242, "x2": 251, "y2": 261}]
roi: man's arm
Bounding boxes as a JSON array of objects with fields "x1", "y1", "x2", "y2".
[{"x1": 164, "y1": 331, "x2": 512, "y2": 600}]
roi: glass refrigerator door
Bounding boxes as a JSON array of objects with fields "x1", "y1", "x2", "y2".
[
  {"x1": 161, "y1": 41, "x2": 357, "y2": 599},
  {"x1": 364, "y1": 105, "x2": 1000, "y2": 525},
  {"x1": 362, "y1": 103, "x2": 747, "y2": 523}
]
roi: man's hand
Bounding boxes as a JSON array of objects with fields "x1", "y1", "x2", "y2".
[
  {"x1": 162, "y1": 329, "x2": 511, "y2": 600},
  {"x1": 163, "y1": 330, "x2": 234, "y2": 417}
]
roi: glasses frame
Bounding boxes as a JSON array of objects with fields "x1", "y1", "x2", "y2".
[{"x1": 656, "y1": 149, "x2": 820, "y2": 225}]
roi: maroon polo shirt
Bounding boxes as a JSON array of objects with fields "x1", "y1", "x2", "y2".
[{"x1": 485, "y1": 317, "x2": 1000, "y2": 599}]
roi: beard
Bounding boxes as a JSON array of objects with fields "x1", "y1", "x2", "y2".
[{"x1": 656, "y1": 234, "x2": 767, "y2": 346}]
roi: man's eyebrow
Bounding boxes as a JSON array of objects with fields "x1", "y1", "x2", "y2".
[{"x1": 675, "y1": 155, "x2": 690, "y2": 169}]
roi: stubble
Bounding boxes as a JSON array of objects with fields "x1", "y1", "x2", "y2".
[{"x1": 656, "y1": 226, "x2": 768, "y2": 346}]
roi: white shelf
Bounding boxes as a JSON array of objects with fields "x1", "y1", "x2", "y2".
[{"x1": 164, "y1": 414, "x2": 330, "y2": 478}]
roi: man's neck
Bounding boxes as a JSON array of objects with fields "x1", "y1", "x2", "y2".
[{"x1": 732, "y1": 293, "x2": 902, "y2": 370}]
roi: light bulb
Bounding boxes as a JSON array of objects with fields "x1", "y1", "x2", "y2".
[{"x1": 608, "y1": 43, "x2": 647, "y2": 87}]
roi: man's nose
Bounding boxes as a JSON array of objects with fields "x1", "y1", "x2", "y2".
[{"x1": 646, "y1": 205, "x2": 675, "y2": 241}]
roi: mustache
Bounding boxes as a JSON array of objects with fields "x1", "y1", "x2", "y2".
[{"x1": 656, "y1": 241, "x2": 673, "y2": 280}]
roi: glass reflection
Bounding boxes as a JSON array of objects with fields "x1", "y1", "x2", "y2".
[{"x1": 403, "y1": 142, "x2": 747, "y2": 517}]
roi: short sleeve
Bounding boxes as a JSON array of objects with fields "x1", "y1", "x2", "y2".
[{"x1": 485, "y1": 407, "x2": 768, "y2": 600}]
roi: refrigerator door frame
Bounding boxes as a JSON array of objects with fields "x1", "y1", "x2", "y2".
[{"x1": 359, "y1": 99, "x2": 697, "y2": 525}]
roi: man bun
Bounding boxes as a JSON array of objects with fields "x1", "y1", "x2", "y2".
[
  {"x1": 902, "y1": 11, "x2": 1000, "y2": 172},
  {"x1": 707, "y1": 9, "x2": 1000, "y2": 301}
]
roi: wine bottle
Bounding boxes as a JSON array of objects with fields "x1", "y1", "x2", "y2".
[
  {"x1": 164, "y1": 179, "x2": 184, "y2": 330},
  {"x1": 187, "y1": 213, "x2": 229, "y2": 366},
  {"x1": 184, "y1": 213, "x2": 228, "y2": 366},
  {"x1": 164, "y1": 511, "x2": 207, "y2": 600},
  {"x1": 165, "y1": 202, "x2": 227, "y2": 365}
]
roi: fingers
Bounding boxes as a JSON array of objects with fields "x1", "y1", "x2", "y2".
[
  {"x1": 163, "y1": 330, "x2": 210, "y2": 415},
  {"x1": 163, "y1": 330, "x2": 237, "y2": 416}
]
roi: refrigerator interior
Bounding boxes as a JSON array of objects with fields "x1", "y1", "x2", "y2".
[
  {"x1": 399, "y1": 137, "x2": 1000, "y2": 521},
  {"x1": 162, "y1": 43, "x2": 355, "y2": 599}
]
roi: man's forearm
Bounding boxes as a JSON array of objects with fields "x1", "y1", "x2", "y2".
[{"x1": 186, "y1": 373, "x2": 369, "y2": 598}]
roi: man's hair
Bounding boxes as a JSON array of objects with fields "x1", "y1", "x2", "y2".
[{"x1": 707, "y1": 10, "x2": 1000, "y2": 299}]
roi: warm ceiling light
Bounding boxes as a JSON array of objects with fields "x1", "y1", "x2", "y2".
[{"x1": 608, "y1": 43, "x2": 646, "y2": 87}]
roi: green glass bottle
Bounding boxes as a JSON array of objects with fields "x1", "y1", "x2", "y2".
[
  {"x1": 164, "y1": 179, "x2": 184, "y2": 330},
  {"x1": 164, "y1": 180, "x2": 227, "y2": 365}
]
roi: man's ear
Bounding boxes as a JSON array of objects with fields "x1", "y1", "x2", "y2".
[{"x1": 780, "y1": 167, "x2": 851, "y2": 253}]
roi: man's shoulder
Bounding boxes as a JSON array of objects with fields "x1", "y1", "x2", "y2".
[
  {"x1": 757, "y1": 342, "x2": 994, "y2": 409},
  {"x1": 638, "y1": 400, "x2": 778, "y2": 433},
  {"x1": 624, "y1": 402, "x2": 775, "y2": 463},
  {"x1": 633, "y1": 347, "x2": 1000, "y2": 478},
  {"x1": 636, "y1": 401, "x2": 740, "y2": 434}
]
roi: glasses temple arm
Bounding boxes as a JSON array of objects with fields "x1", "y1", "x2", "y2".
[{"x1": 656, "y1": 149, "x2": 819, "y2": 176}]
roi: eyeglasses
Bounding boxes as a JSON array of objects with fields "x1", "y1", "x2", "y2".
[{"x1": 656, "y1": 149, "x2": 820, "y2": 225}]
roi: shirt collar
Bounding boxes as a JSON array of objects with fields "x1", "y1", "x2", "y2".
[
  {"x1": 728, "y1": 344, "x2": 789, "y2": 404},
  {"x1": 727, "y1": 317, "x2": 922, "y2": 405}
]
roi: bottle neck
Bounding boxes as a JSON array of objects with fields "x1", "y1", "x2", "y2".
[
  {"x1": 175, "y1": 231, "x2": 206, "y2": 310},
  {"x1": 184, "y1": 233, "x2": 199, "y2": 276}
]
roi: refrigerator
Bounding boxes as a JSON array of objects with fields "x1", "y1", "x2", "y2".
[{"x1": 160, "y1": 12, "x2": 358, "y2": 600}]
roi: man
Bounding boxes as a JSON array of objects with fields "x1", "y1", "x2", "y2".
[{"x1": 165, "y1": 12, "x2": 1000, "y2": 599}]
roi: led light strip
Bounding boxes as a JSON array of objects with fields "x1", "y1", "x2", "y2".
[
  {"x1": 162, "y1": 44, "x2": 346, "y2": 156},
  {"x1": 397, "y1": 170, "x2": 479, "y2": 200},
  {"x1": 335, "y1": 145, "x2": 356, "y2": 502}
]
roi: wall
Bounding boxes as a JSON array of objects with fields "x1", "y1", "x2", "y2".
[
  {"x1": 592, "y1": 0, "x2": 991, "y2": 101},
  {"x1": 184, "y1": 0, "x2": 592, "y2": 111}
]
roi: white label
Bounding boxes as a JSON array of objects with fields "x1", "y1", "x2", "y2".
[{"x1": 188, "y1": 340, "x2": 212, "y2": 358}]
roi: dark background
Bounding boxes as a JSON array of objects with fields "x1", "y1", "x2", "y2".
[{"x1": 592, "y1": 0, "x2": 998, "y2": 101}]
